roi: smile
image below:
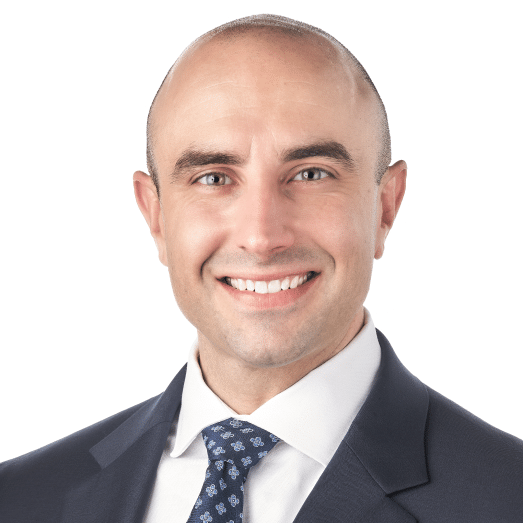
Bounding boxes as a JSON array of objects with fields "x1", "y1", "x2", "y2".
[{"x1": 222, "y1": 271, "x2": 317, "y2": 294}]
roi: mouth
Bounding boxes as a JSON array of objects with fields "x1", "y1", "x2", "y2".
[{"x1": 219, "y1": 271, "x2": 319, "y2": 294}]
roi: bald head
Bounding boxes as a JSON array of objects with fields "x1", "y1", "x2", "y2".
[{"x1": 146, "y1": 14, "x2": 391, "y2": 197}]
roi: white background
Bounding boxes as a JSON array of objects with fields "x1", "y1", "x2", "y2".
[{"x1": 1, "y1": 0, "x2": 522, "y2": 463}]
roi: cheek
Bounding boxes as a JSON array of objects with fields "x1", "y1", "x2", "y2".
[
  {"x1": 164, "y1": 200, "x2": 225, "y2": 291},
  {"x1": 310, "y1": 193, "x2": 376, "y2": 265}
]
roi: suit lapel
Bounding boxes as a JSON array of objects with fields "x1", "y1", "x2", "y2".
[
  {"x1": 293, "y1": 330, "x2": 429, "y2": 522},
  {"x1": 61, "y1": 365, "x2": 187, "y2": 523},
  {"x1": 293, "y1": 441, "x2": 418, "y2": 523}
]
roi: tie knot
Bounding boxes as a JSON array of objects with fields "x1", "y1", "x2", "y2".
[{"x1": 201, "y1": 418, "x2": 280, "y2": 474}]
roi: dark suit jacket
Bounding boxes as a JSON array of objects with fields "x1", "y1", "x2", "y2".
[{"x1": 1, "y1": 330, "x2": 523, "y2": 522}]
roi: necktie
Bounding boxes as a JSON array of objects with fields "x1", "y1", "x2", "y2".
[{"x1": 187, "y1": 418, "x2": 281, "y2": 523}]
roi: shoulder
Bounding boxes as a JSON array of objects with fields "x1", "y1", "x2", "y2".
[
  {"x1": 425, "y1": 386, "x2": 523, "y2": 473},
  {"x1": 0, "y1": 396, "x2": 158, "y2": 520},
  {"x1": 394, "y1": 386, "x2": 523, "y2": 521}
]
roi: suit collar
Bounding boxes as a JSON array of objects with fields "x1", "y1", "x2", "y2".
[
  {"x1": 90, "y1": 364, "x2": 187, "y2": 469},
  {"x1": 293, "y1": 329, "x2": 429, "y2": 522},
  {"x1": 61, "y1": 366, "x2": 187, "y2": 523},
  {"x1": 346, "y1": 329, "x2": 429, "y2": 494}
]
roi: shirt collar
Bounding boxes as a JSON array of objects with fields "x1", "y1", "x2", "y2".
[{"x1": 171, "y1": 308, "x2": 381, "y2": 467}]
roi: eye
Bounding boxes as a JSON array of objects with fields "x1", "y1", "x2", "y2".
[
  {"x1": 292, "y1": 168, "x2": 331, "y2": 181},
  {"x1": 196, "y1": 173, "x2": 233, "y2": 186}
]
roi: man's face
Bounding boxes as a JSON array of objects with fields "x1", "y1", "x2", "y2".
[{"x1": 136, "y1": 33, "x2": 404, "y2": 374}]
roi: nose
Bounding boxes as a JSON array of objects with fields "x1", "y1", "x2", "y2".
[{"x1": 231, "y1": 182, "x2": 295, "y2": 257}]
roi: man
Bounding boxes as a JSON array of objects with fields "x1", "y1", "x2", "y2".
[{"x1": 1, "y1": 13, "x2": 522, "y2": 523}]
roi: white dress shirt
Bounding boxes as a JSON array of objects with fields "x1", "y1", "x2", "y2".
[{"x1": 142, "y1": 309, "x2": 381, "y2": 523}]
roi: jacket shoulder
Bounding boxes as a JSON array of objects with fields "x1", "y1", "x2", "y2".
[
  {"x1": 394, "y1": 387, "x2": 523, "y2": 521},
  {"x1": 426, "y1": 386, "x2": 523, "y2": 471},
  {"x1": 0, "y1": 395, "x2": 159, "y2": 521}
]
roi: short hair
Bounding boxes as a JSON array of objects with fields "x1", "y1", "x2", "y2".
[{"x1": 146, "y1": 14, "x2": 391, "y2": 197}]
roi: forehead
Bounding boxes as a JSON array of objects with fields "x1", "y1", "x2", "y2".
[{"x1": 150, "y1": 31, "x2": 379, "y2": 173}]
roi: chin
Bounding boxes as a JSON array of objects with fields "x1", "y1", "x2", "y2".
[{"x1": 223, "y1": 327, "x2": 318, "y2": 370}]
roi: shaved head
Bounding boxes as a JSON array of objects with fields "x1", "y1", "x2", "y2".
[{"x1": 146, "y1": 14, "x2": 391, "y2": 197}]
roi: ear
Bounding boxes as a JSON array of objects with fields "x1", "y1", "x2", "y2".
[
  {"x1": 374, "y1": 160, "x2": 407, "y2": 259},
  {"x1": 133, "y1": 171, "x2": 168, "y2": 266}
]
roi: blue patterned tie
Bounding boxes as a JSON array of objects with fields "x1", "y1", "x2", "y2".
[{"x1": 187, "y1": 418, "x2": 281, "y2": 523}]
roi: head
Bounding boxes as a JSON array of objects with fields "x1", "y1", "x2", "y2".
[{"x1": 134, "y1": 15, "x2": 406, "y2": 378}]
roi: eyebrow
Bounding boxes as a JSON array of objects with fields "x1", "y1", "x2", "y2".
[
  {"x1": 170, "y1": 140, "x2": 355, "y2": 182},
  {"x1": 171, "y1": 149, "x2": 244, "y2": 180},
  {"x1": 281, "y1": 141, "x2": 355, "y2": 171}
]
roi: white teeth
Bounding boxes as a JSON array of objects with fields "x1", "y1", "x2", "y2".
[
  {"x1": 225, "y1": 273, "x2": 315, "y2": 293},
  {"x1": 254, "y1": 281, "x2": 268, "y2": 294},
  {"x1": 268, "y1": 280, "x2": 280, "y2": 293}
]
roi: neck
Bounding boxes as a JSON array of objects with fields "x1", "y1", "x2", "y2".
[{"x1": 196, "y1": 309, "x2": 365, "y2": 414}]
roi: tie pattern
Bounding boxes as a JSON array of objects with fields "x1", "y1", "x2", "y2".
[{"x1": 187, "y1": 418, "x2": 281, "y2": 523}]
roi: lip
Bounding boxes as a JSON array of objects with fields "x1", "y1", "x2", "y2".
[{"x1": 218, "y1": 272, "x2": 320, "y2": 310}]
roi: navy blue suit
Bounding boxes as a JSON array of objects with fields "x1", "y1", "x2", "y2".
[{"x1": 1, "y1": 330, "x2": 523, "y2": 522}]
